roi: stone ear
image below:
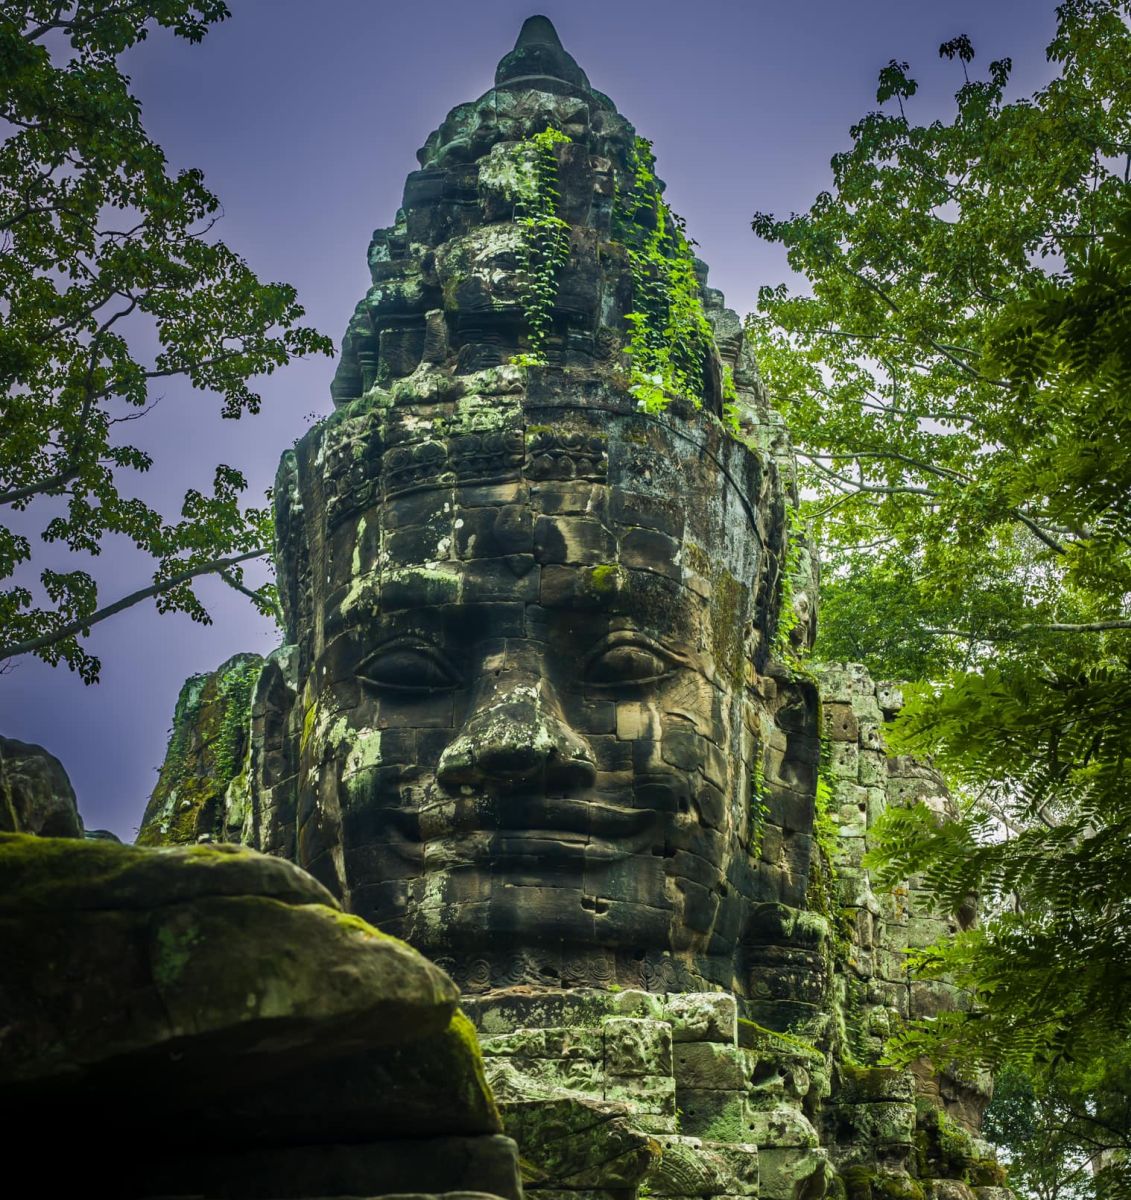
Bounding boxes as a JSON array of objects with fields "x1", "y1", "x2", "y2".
[
  {"x1": 272, "y1": 447, "x2": 308, "y2": 645},
  {"x1": 246, "y1": 652, "x2": 300, "y2": 860}
]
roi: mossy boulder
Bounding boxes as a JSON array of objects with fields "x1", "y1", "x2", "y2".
[
  {"x1": 0, "y1": 832, "x2": 330, "y2": 912},
  {"x1": 209, "y1": 1009, "x2": 503, "y2": 1141},
  {"x1": 0, "y1": 736, "x2": 82, "y2": 837},
  {"x1": 0, "y1": 833, "x2": 458, "y2": 1098}
]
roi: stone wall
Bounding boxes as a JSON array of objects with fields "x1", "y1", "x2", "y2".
[
  {"x1": 136, "y1": 651, "x2": 264, "y2": 847},
  {"x1": 426, "y1": 662, "x2": 1003, "y2": 1200}
]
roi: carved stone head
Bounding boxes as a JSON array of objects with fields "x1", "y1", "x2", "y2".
[{"x1": 250, "y1": 18, "x2": 824, "y2": 1008}]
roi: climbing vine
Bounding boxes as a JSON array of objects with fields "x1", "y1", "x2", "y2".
[
  {"x1": 214, "y1": 659, "x2": 261, "y2": 780},
  {"x1": 510, "y1": 126, "x2": 572, "y2": 366},
  {"x1": 771, "y1": 506, "x2": 805, "y2": 662},
  {"x1": 612, "y1": 137, "x2": 716, "y2": 412},
  {"x1": 160, "y1": 674, "x2": 207, "y2": 794},
  {"x1": 811, "y1": 736, "x2": 841, "y2": 901},
  {"x1": 749, "y1": 734, "x2": 769, "y2": 855},
  {"x1": 721, "y1": 364, "x2": 741, "y2": 434}
]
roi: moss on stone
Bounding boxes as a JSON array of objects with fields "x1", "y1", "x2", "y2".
[
  {"x1": 589, "y1": 563, "x2": 623, "y2": 593},
  {"x1": 737, "y1": 1016, "x2": 825, "y2": 1062},
  {"x1": 967, "y1": 1159, "x2": 1008, "y2": 1188},
  {"x1": 449, "y1": 1009, "x2": 504, "y2": 1132},
  {"x1": 709, "y1": 569, "x2": 746, "y2": 689},
  {"x1": 442, "y1": 274, "x2": 461, "y2": 311},
  {"x1": 914, "y1": 1099, "x2": 981, "y2": 1181},
  {"x1": 330, "y1": 909, "x2": 393, "y2": 940},
  {"x1": 841, "y1": 1166, "x2": 925, "y2": 1200},
  {"x1": 684, "y1": 543, "x2": 711, "y2": 578},
  {"x1": 838, "y1": 1062, "x2": 908, "y2": 1102},
  {"x1": 152, "y1": 916, "x2": 202, "y2": 989},
  {"x1": 0, "y1": 833, "x2": 335, "y2": 914},
  {"x1": 137, "y1": 653, "x2": 263, "y2": 848},
  {"x1": 300, "y1": 699, "x2": 319, "y2": 754}
]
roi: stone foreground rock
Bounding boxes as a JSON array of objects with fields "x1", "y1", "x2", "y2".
[
  {"x1": 0, "y1": 734, "x2": 83, "y2": 837},
  {"x1": 0, "y1": 833, "x2": 519, "y2": 1200}
]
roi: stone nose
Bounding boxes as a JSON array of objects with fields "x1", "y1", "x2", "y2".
[{"x1": 437, "y1": 683, "x2": 596, "y2": 792}]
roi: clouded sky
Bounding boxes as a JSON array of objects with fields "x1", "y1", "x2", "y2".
[{"x1": 1, "y1": 0, "x2": 1058, "y2": 838}]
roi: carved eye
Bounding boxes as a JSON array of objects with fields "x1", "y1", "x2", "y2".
[
  {"x1": 584, "y1": 633, "x2": 680, "y2": 688},
  {"x1": 359, "y1": 639, "x2": 460, "y2": 694}
]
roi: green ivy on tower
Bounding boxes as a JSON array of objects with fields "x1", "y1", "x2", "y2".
[
  {"x1": 510, "y1": 127, "x2": 572, "y2": 367},
  {"x1": 612, "y1": 137, "x2": 720, "y2": 413}
]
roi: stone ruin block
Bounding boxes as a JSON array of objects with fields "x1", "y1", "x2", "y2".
[
  {"x1": 674, "y1": 1040, "x2": 746, "y2": 1091},
  {"x1": 603, "y1": 1015, "x2": 674, "y2": 1077},
  {"x1": 647, "y1": 1134, "x2": 760, "y2": 1198},
  {"x1": 664, "y1": 991, "x2": 739, "y2": 1045}
]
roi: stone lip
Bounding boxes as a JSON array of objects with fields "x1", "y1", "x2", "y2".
[{"x1": 495, "y1": 13, "x2": 597, "y2": 98}]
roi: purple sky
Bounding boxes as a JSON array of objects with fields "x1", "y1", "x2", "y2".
[{"x1": 1, "y1": 0, "x2": 1058, "y2": 839}]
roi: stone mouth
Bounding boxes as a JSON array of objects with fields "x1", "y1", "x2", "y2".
[
  {"x1": 476, "y1": 794, "x2": 658, "y2": 838},
  {"x1": 423, "y1": 829, "x2": 650, "y2": 868},
  {"x1": 417, "y1": 795, "x2": 663, "y2": 865}
]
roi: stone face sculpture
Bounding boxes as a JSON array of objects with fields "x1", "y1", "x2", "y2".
[
  {"x1": 243, "y1": 15, "x2": 824, "y2": 1003},
  {"x1": 133, "y1": 21, "x2": 1007, "y2": 1200}
]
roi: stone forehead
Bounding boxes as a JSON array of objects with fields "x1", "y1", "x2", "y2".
[{"x1": 306, "y1": 372, "x2": 771, "y2": 553}]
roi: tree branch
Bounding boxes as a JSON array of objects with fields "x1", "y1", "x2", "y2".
[
  {"x1": 0, "y1": 547, "x2": 268, "y2": 662},
  {"x1": 801, "y1": 455, "x2": 939, "y2": 497},
  {"x1": 923, "y1": 619, "x2": 1131, "y2": 640},
  {"x1": 808, "y1": 449, "x2": 972, "y2": 485},
  {"x1": 219, "y1": 568, "x2": 282, "y2": 626},
  {"x1": 842, "y1": 264, "x2": 1011, "y2": 387},
  {"x1": 0, "y1": 466, "x2": 81, "y2": 507}
]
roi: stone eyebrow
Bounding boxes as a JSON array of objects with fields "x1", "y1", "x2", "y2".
[
  {"x1": 538, "y1": 562, "x2": 685, "y2": 626},
  {"x1": 376, "y1": 567, "x2": 463, "y2": 613}
]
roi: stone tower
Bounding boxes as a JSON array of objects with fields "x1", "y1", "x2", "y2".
[
  {"x1": 139, "y1": 19, "x2": 1006, "y2": 1200},
  {"x1": 246, "y1": 12, "x2": 819, "y2": 1009}
]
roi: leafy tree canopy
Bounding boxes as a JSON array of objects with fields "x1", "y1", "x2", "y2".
[
  {"x1": 0, "y1": 1, "x2": 333, "y2": 681},
  {"x1": 751, "y1": 0, "x2": 1131, "y2": 1191}
]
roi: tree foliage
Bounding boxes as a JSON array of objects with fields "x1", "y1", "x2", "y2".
[
  {"x1": 751, "y1": 1, "x2": 1131, "y2": 1191},
  {"x1": 983, "y1": 1061, "x2": 1131, "y2": 1200},
  {"x1": 0, "y1": 2, "x2": 333, "y2": 681}
]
